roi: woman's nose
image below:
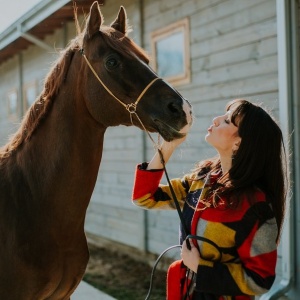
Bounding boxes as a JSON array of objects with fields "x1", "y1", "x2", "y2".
[{"x1": 213, "y1": 117, "x2": 219, "y2": 126}]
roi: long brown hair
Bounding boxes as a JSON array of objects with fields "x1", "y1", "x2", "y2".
[{"x1": 194, "y1": 99, "x2": 288, "y2": 241}]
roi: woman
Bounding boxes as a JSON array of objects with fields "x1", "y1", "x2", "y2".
[{"x1": 132, "y1": 99, "x2": 288, "y2": 300}]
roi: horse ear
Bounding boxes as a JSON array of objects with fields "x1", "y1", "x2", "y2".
[
  {"x1": 86, "y1": 1, "x2": 103, "y2": 38},
  {"x1": 111, "y1": 6, "x2": 128, "y2": 35}
]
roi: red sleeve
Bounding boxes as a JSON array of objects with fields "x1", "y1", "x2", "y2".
[{"x1": 132, "y1": 163, "x2": 164, "y2": 200}]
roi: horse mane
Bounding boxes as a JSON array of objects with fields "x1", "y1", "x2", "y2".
[
  {"x1": 0, "y1": 36, "x2": 82, "y2": 159},
  {"x1": 0, "y1": 14, "x2": 149, "y2": 159}
]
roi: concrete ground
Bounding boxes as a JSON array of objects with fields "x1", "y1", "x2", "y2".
[{"x1": 72, "y1": 281, "x2": 117, "y2": 300}]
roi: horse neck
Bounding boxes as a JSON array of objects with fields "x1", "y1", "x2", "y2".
[{"x1": 18, "y1": 85, "x2": 106, "y2": 225}]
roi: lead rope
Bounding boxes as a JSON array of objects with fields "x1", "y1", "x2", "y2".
[{"x1": 156, "y1": 148, "x2": 191, "y2": 241}]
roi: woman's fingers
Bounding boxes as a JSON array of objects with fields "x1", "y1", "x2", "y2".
[{"x1": 181, "y1": 239, "x2": 200, "y2": 273}]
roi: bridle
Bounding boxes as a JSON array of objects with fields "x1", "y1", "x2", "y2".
[{"x1": 80, "y1": 48, "x2": 160, "y2": 142}]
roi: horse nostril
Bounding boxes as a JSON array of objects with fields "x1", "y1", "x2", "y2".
[{"x1": 168, "y1": 102, "x2": 180, "y2": 114}]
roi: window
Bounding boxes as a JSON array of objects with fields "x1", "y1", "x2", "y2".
[
  {"x1": 23, "y1": 81, "x2": 37, "y2": 112},
  {"x1": 151, "y1": 18, "x2": 190, "y2": 86},
  {"x1": 7, "y1": 89, "x2": 18, "y2": 120}
]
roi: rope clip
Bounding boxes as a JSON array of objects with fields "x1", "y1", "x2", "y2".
[{"x1": 126, "y1": 103, "x2": 137, "y2": 113}]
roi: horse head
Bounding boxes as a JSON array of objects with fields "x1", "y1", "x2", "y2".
[{"x1": 79, "y1": 1, "x2": 192, "y2": 141}]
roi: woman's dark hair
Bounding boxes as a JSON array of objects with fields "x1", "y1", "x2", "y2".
[{"x1": 194, "y1": 99, "x2": 288, "y2": 242}]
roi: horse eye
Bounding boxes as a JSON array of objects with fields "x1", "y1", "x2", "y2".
[{"x1": 105, "y1": 55, "x2": 120, "y2": 70}]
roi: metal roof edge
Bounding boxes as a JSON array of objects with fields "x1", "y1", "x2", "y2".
[{"x1": 0, "y1": 0, "x2": 71, "y2": 51}]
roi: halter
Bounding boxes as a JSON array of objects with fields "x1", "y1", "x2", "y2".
[{"x1": 80, "y1": 49, "x2": 160, "y2": 140}]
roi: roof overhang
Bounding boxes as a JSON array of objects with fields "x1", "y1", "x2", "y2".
[{"x1": 0, "y1": 0, "x2": 104, "y2": 65}]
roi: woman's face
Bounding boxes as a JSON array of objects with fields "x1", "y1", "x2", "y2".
[{"x1": 205, "y1": 109, "x2": 241, "y2": 157}]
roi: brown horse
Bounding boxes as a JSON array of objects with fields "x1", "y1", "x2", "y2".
[{"x1": 0, "y1": 2, "x2": 191, "y2": 300}]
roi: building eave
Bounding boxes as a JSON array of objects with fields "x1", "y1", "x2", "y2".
[{"x1": 0, "y1": 0, "x2": 104, "y2": 65}]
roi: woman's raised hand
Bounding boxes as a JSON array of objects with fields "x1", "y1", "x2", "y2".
[
  {"x1": 147, "y1": 123, "x2": 191, "y2": 170},
  {"x1": 161, "y1": 122, "x2": 191, "y2": 150}
]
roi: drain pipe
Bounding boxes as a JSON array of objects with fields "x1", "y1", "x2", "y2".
[
  {"x1": 138, "y1": 0, "x2": 149, "y2": 253},
  {"x1": 260, "y1": 0, "x2": 296, "y2": 298}
]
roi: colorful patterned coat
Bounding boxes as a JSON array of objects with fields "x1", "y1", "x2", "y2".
[{"x1": 132, "y1": 163, "x2": 277, "y2": 300}]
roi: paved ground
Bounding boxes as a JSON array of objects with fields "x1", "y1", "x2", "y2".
[{"x1": 72, "y1": 281, "x2": 116, "y2": 300}]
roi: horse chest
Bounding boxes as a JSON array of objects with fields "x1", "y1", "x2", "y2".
[{"x1": 0, "y1": 243, "x2": 89, "y2": 300}]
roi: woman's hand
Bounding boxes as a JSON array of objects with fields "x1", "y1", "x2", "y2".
[
  {"x1": 161, "y1": 122, "x2": 191, "y2": 150},
  {"x1": 181, "y1": 239, "x2": 200, "y2": 273},
  {"x1": 147, "y1": 123, "x2": 191, "y2": 170}
]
